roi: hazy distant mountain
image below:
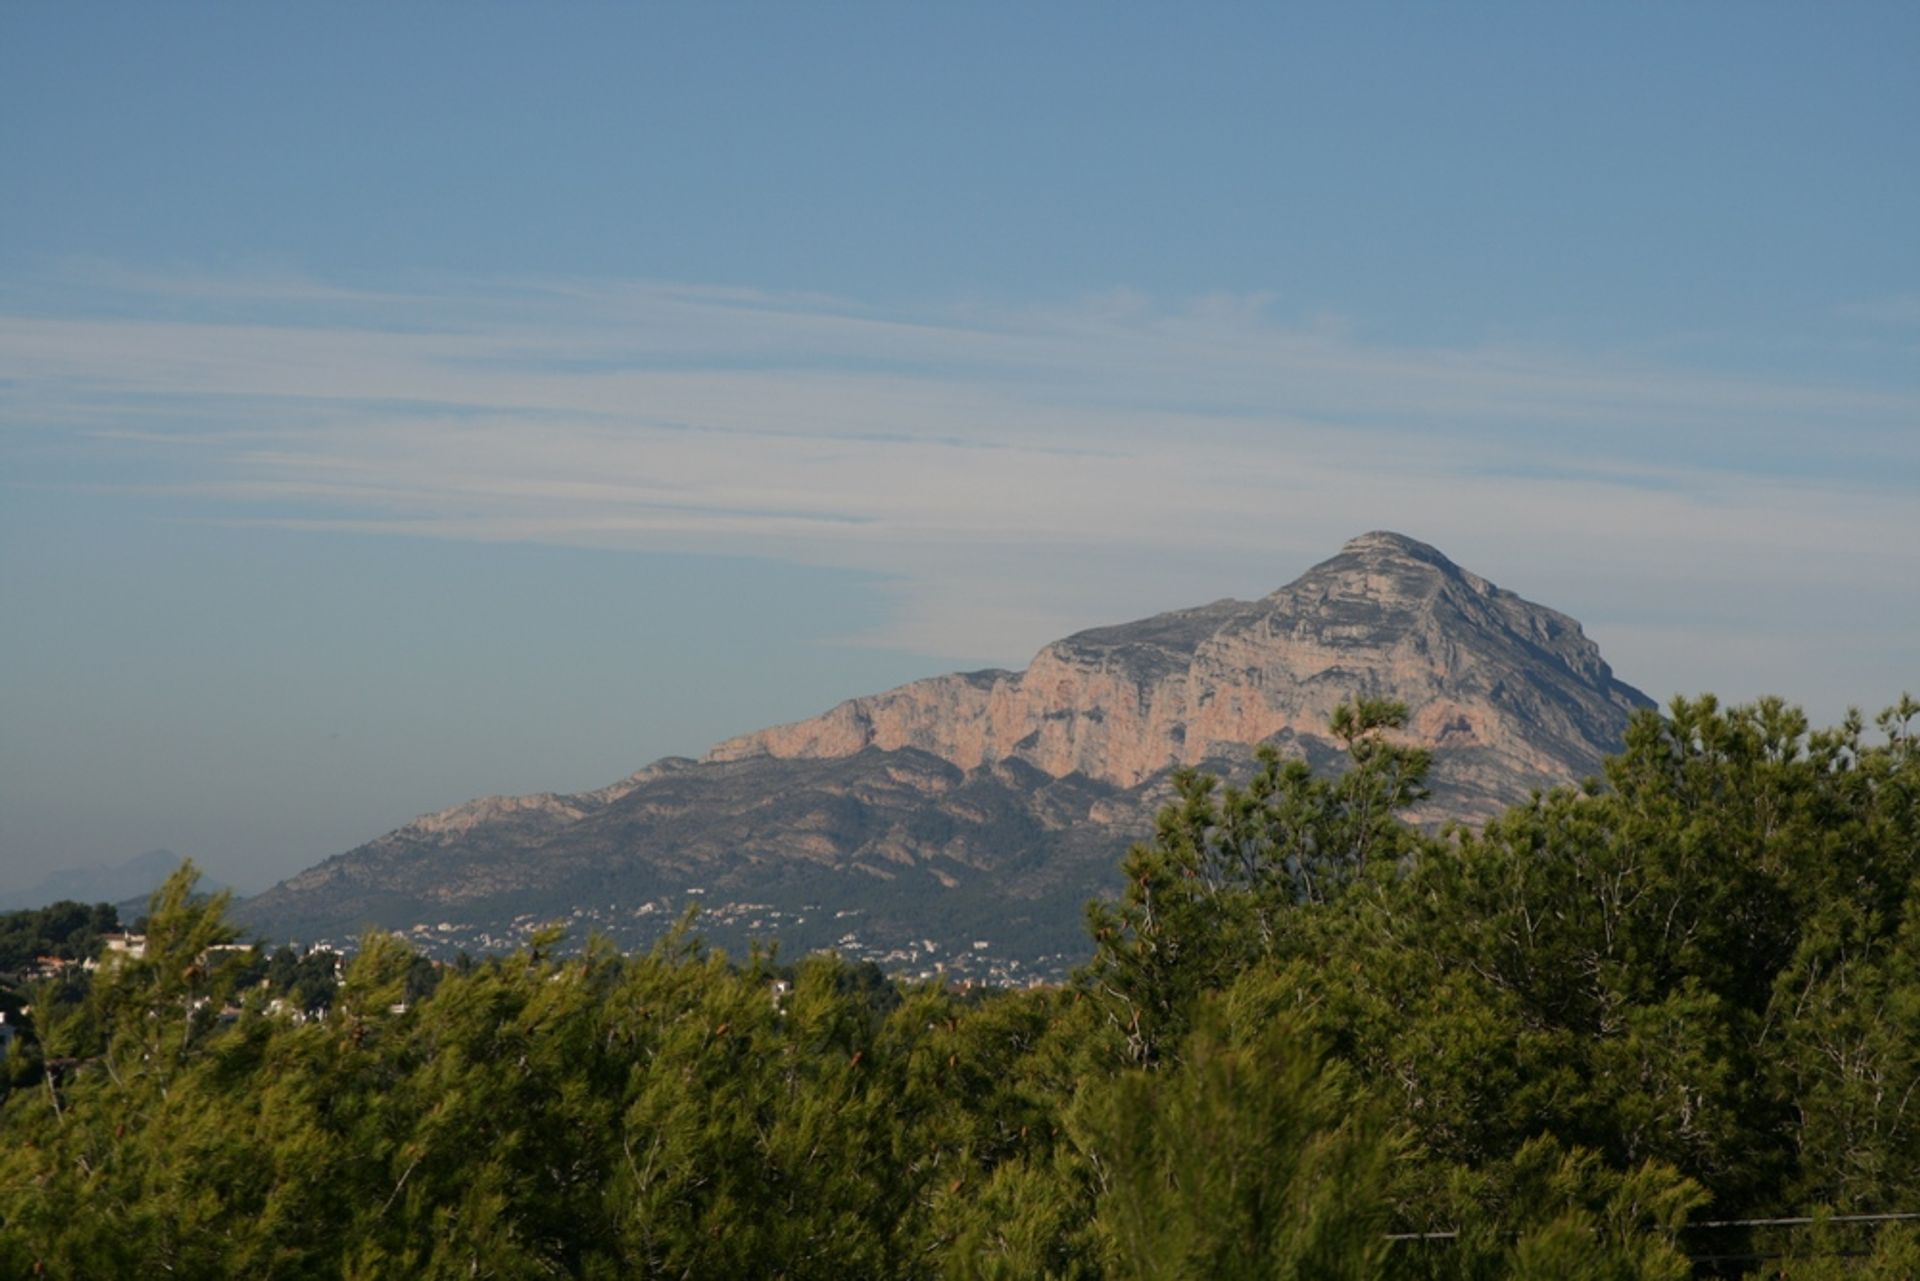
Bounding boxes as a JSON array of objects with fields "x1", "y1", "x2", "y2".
[
  {"x1": 240, "y1": 533, "x2": 1652, "y2": 974},
  {"x1": 0, "y1": 848, "x2": 203, "y2": 913}
]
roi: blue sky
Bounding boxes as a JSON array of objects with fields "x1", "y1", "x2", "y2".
[{"x1": 3, "y1": 5, "x2": 1916, "y2": 892}]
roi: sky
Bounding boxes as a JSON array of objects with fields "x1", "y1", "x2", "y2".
[{"x1": 3, "y1": 4, "x2": 1916, "y2": 894}]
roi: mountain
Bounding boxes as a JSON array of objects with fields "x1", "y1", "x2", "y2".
[
  {"x1": 239, "y1": 533, "x2": 1652, "y2": 978},
  {"x1": 0, "y1": 849, "x2": 202, "y2": 913}
]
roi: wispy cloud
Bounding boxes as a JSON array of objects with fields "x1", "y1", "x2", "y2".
[
  {"x1": 3, "y1": 264, "x2": 1916, "y2": 716},
  {"x1": 1836, "y1": 293, "x2": 1920, "y2": 327}
]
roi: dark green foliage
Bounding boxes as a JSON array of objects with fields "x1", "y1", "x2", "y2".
[
  {"x1": 0, "y1": 899, "x2": 120, "y2": 972},
  {"x1": 1077, "y1": 993, "x2": 1397, "y2": 1280},
  {"x1": 2, "y1": 695, "x2": 1916, "y2": 1277},
  {"x1": 264, "y1": 943, "x2": 345, "y2": 1013},
  {"x1": 1084, "y1": 696, "x2": 1430, "y2": 1064}
]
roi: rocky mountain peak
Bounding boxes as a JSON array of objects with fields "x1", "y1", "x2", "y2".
[
  {"x1": 1337, "y1": 528, "x2": 1456, "y2": 563},
  {"x1": 707, "y1": 534, "x2": 1649, "y2": 805},
  {"x1": 1282, "y1": 529, "x2": 1488, "y2": 603}
]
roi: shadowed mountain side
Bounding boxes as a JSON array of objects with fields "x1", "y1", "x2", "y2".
[
  {"x1": 0, "y1": 849, "x2": 222, "y2": 914},
  {"x1": 241, "y1": 751, "x2": 1142, "y2": 959},
  {"x1": 240, "y1": 533, "x2": 1653, "y2": 970}
]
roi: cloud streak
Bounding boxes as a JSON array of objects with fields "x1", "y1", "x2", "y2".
[{"x1": 3, "y1": 264, "x2": 1916, "y2": 719}]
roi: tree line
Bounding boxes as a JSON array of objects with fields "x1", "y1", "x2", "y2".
[{"x1": 1, "y1": 693, "x2": 1916, "y2": 1278}]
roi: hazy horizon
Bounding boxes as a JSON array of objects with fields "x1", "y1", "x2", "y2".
[{"x1": 4, "y1": 5, "x2": 1916, "y2": 894}]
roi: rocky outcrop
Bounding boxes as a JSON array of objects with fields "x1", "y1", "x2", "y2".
[{"x1": 708, "y1": 531, "x2": 1650, "y2": 817}]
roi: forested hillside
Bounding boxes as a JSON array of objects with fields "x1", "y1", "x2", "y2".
[{"x1": 3, "y1": 694, "x2": 1916, "y2": 1279}]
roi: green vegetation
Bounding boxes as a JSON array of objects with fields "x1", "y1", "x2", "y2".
[
  {"x1": 0, "y1": 899, "x2": 122, "y2": 974},
  {"x1": 0, "y1": 899, "x2": 123, "y2": 1081},
  {"x1": 2, "y1": 694, "x2": 1916, "y2": 1278}
]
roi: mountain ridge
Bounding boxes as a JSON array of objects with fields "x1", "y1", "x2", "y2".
[
  {"x1": 0, "y1": 849, "x2": 218, "y2": 914},
  {"x1": 706, "y1": 531, "x2": 1645, "y2": 805},
  {"x1": 239, "y1": 533, "x2": 1652, "y2": 975}
]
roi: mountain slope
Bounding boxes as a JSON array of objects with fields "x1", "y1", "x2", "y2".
[
  {"x1": 240, "y1": 533, "x2": 1651, "y2": 975},
  {"x1": 0, "y1": 849, "x2": 211, "y2": 913}
]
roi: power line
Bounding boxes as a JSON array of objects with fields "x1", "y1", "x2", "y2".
[
  {"x1": 1684, "y1": 1212, "x2": 1920, "y2": 1230},
  {"x1": 1384, "y1": 1210, "x2": 1920, "y2": 1244}
]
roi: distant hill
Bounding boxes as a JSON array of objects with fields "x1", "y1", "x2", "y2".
[
  {"x1": 240, "y1": 533, "x2": 1652, "y2": 976},
  {"x1": 0, "y1": 849, "x2": 219, "y2": 913}
]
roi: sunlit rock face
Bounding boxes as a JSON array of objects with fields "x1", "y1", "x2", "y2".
[
  {"x1": 243, "y1": 534, "x2": 1651, "y2": 965},
  {"x1": 707, "y1": 531, "x2": 1651, "y2": 818}
]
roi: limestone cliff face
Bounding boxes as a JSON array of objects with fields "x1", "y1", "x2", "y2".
[{"x1": 706, "y1": 532, "x2": 1650, "y2": 813}]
